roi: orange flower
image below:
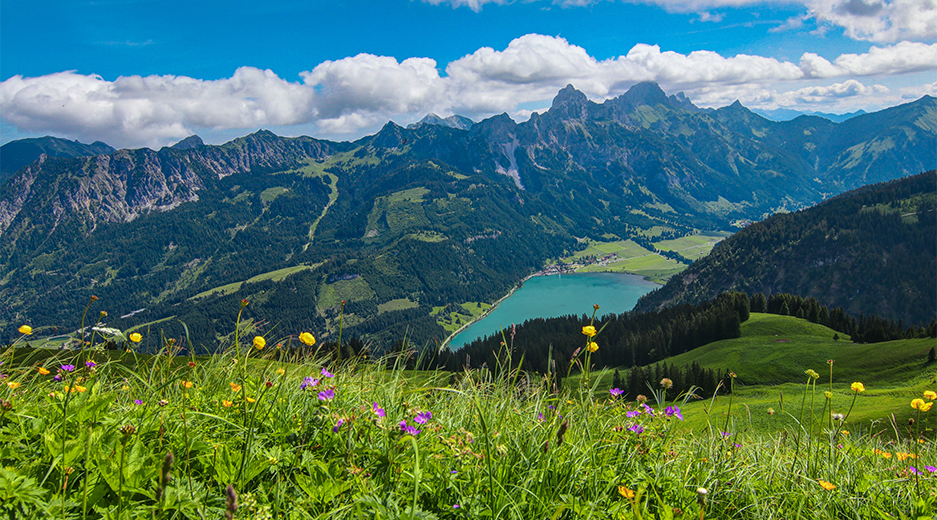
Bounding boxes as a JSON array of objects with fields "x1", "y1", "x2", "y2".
[
  {"x1": 222, "y1": 400, "x2": 233, "y2": 408},
  {"x1": 6, "y1": 381, "x2": 21, "y2": 390},
  {"x1": 181, "y1": 380, "x2": 193, "y2": 389},
  {"x1": 229, "y1": 382, "x2": 242, "y2": 392},
  {"x1": 37, "y1": 367, "x2": 50, "y2": 375},
  {"x1": 818, "y1": 480, "x2": 836, "y2": 491},
  {"x1": 618, "y1": 486, "x2": 635, "y2": 499}
]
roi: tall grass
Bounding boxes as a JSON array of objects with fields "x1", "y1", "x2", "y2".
[{"x1": 1, "y1": 308, "x2": 934, "y2": 519}]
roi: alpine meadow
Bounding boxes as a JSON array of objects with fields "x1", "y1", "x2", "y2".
[{"x1": 2, "y1": 1, "x2": 937, "y2": 517}]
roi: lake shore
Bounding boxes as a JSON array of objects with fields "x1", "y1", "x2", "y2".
[{"x1": 441, "y1": 269, "x2": 660, "y2": 350}]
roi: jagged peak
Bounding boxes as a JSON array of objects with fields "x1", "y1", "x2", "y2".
[
  {"x1": 551, "y1": 84, "x2": 588, "y2": 108},
  {"x1": 619, "y1": 82, "x2": 668, "y2": 106},
  {"x1": 407, "y1": 113, "x2": 474, "y2": 131},
  {"x1": 170, "y1": 135, "x2": 204, "y2": 150}
]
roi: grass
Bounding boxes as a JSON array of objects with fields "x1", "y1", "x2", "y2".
[
  {"x1": 435, "y1": 302, "x2": 491, "y2": 333},
  {"x1": 190, "y1": 264, "x2": 321, "y2": 300},
  {"x1": 652, "y1": 232, "x2": 730, "y2": 261},
  {"x1": 317, "y1": 276, "x2": 376, "y2": 310},
  {"x1": 1, "y1": 307, "x2": 934, "y2": 519},
  {"x1": 377, "y1": 298, "x2": 419, "y2": 314}
]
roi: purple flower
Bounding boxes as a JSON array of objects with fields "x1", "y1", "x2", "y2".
[
  {"x1": 721, "y1": 431, "x2": 731, "y2": 438},
  {"x1": 321, "y1": 368, "x2": 334, "y2": 378},
  {"x1": 628, "y1": 424, "x2": 644, "y2": 434},
  {"x1": 664, "y1": 406, "x2": 683, "y2": 421},
  {"x1": 414, "y1": 411, "x2": 432, "y2": 424},
  {"x1": 734, "y1": 443, "x2": 742, "y2": 448},
  {"x1": 53, "y1": 374, "x2": 62, "y2": 382},
  {"x1": 909, "y1": 466, "x2": 920, "y2": 475},
  {"x1": 642, "y1": 403, "x2": 655, "y2": 416},
  {"x1": 85, "y1": 360, "x2": 96, "y2": 368},
  {"x1": 453, "y1": 504, "x2": 461, "y2": 509},
  {"x1": 626, "y1": 410, "x2": 642, "y2": 418},
  {"x1": 134, "y1": 399, "x2": 144, "y2": 405},
  {"x1": 609, "y1": 388, "x2": 624, "y2": 397},
  {"x1": 451, "y1": 470, "x2": 458, "y2": 474},
  {"x1": 548, "y1": 405, "x2": 555, "y2": 410},
  {"x1": 925, "y1": 465, "x2": 937, "y2": 473},
  {"x1": 372, "y1": 402, "x2": 385, "y2": 418},
  {"x1": 317, "y1": 388, "x2": 335, "y2": 401},
  {"x1": 333, "y1": 418, "x2": 344, "y2": 433},
  {"x1": 537, "y1": 412, "x2": 544, "y2": 421},
  {"x1": 399, "y1": 420, "x2": 421, "y2": 436},
  {"x1": 60, "y1": 364, "x2": 75, "y2": 372},
  {"x1": 299, "y1": 377, "x2": 319, "y2": 391}
]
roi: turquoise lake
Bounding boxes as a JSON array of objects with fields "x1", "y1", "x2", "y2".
[{"x1": 447, "y1": 272, "x2": 659, "y2": 348}]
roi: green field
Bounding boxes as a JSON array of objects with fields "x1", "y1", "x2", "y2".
[
  {"x1": 653, "y1": 231, "x2": 730, "y2": 260},
  {"x1": 377, "y1": 298, "x2": 419, "y2": 314},
  {"x1": 3, "y1": 309, "x2": 933, "y2": 518}
]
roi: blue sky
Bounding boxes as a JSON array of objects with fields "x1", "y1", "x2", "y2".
[{"x1": 2, "y1": 0, "x2": 935, "y2": 148}]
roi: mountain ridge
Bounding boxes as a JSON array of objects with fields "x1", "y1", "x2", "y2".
[{"x1": 2, "y1": 83, "x2": 934, "y2": 347}]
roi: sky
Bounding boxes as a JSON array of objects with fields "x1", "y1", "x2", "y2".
[{"x1": 1, "y1": 0, "x2": 935, "y2": 149}]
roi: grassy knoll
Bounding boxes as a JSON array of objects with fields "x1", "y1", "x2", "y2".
[{"x1": 581, "y1": 313, "x2": 936, "y2": 438}]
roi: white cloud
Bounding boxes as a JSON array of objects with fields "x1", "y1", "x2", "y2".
[
  {"x1": 2, "y1": 34, "x2": 935, "y2": 147},
  {"x1": 0, "y1": 68, "x2": 314, "y2": 148},
  {"x1": 805, "y1": 0, "x2": 937, "y2": 41}
]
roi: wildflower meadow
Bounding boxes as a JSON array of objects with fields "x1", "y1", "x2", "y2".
[{"x1": 1, "y1": 300, "x2": 935, "y2": 519}]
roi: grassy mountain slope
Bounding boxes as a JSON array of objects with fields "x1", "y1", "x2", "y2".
[
  {"x1": 2, "y1": 85, "x2": 935, "y2": 349},
  {"x1": 634, "y1": 171, "x2": 936, "y2": 324}
]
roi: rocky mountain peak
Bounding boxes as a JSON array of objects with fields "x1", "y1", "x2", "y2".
[
  {"x1": 408, "y1": 113, "x2": 475, "y2": 131},
  {"x1": 548, "y1": 85, "x2": 590, "y2": 120},
  {"x1": 171, "y1": 135, "x2": 204, "y2": 150}
]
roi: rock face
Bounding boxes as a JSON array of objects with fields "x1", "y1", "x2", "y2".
[
  {"x1": 170, "y1": 135, "x2": 205, "y2": 150},
  {"x1": 0, "y1": 130, "x2": 342, "y2": 243},
  {"x1": 0, "y1": 136, "x2": 116, "y2": 182}
]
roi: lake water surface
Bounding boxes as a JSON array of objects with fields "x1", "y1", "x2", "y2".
[{"x1": 447, "y1": 272, "x2": 659, "y2": 348}]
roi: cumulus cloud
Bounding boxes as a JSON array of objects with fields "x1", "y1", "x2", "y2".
[
  {"x1": 0, "y1": 68, "x2": 315, "y2": 148},
  {"x1": 805, "y1": 0, "x2": 937, "y2": 41},
  {"x1": 2, "y1": 34, "x2": 936, "y2": 147}
]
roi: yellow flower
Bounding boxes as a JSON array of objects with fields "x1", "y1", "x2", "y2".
[
  {"x1": 253, "y1": 336, "x2": 266, "y2": 350},
  {"x1": 818, "y1": 480, "x2": 837, "y2": 491},
  {"x1": 222, "y1": 400, "x2": 233, "y2": 408},
  {"x1": 37, "y1": 367, "x2": 50, "y2": 375},
  {"x1": 618, "y1": 486, "x2": 635, "y2": 499},
  {"x1": 586, "y1": 341, "x2": 598, "y2": 353},
  {"x1": 245, "y1": 397, "x2": 256, "y2": 403},
  {"x1": 805, "y1": 369, "x2": 819, "y2": 379},
  {"x1": 18, "y1": 325, "x2": 33, "y2": 335},
  {"x1": 924, "y1": 390, "x2": 937, "y2": 400},
  {"x1": 919, "y1": 401, "x2": 933, "y2": 412},
  {"x1": 121, "y1": 385, "x2": 130, "y2": 391},
  {"x1": 181, "y1": 380, "x2": 193, "y2": 389},
  {"x1": 881, "y1": 452, "x2": 892, "y2": 459},
  {"x1": 841, "y1": 430, "x2": 849, "y2": 436},
  {"x1": 824, "y1": 391, "x2": 833, "y2": 399},
  {"x1": 229, "y1": 383, "x2": 242, "y2": 392},
  {"x1": 911, "y1": 398, "x2": 926, "y2": 410},
  {"x1": 581, "y1": 325, "x2": 597, "y2": 337},
  {"x1": 661, "y1": 378, "x2": 673, "y2": 389},
  {"x1": 299, "y1": 332, "x2": 316, "y2": 346},
  {"x1": 276, "y1": 367, "x2": 286, "y2": 376},
  {"x1": 73, "y1": 385, "x2": 87, "y2": 393},
  {"x1": 129, "y1": 333, "x2": 142, "y2": 343},
  {"x1": 6, "y1": 381, "x2": 21, "y2": 390},
  {"x1": 851, "y1": 382, "x2": 865, "y2": 392}
]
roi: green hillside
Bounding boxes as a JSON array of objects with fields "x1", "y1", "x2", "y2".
[{"x1": 664, "y1": 313, "x2": 933, "y2": 386}]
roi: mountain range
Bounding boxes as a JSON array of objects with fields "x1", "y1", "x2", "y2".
[
  {"x1": 1, "y1": 82, "x2": 934, "y2": 347},
  {"x1": 635, "y1": 171, "x2": 936, "y2": 325}
]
